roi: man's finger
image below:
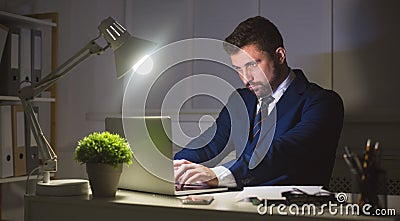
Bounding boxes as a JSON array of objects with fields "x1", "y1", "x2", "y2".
[
  {"x1": 185, "y1": 170, "x2": 216, "y2": 185},
  {"x1": 179, "y1": 168, "x2": 201, "y2": 184},
  {"x1": 185, "y1": 172, "x2": 206, "y2": 185},
  {"x1": 173, "y1": 159, "x2": 192, "y2": 167},
  {"x1": 174, "y1": 163, "x2": 198, "y2": 181}
]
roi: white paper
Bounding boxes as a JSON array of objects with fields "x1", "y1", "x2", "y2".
[{"x1": 234, "y1": 186, "x2": 329, "y2": 201}]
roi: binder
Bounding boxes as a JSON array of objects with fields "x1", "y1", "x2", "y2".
[
  {"x1": 31, "y1": 29, "x2": 42, "y2": 87},
  {"x1": 0, "y1": 105, "x2": 14, "y2": 178},
  {"x1": 12, "y1": 105, "x2": 26, "y2": 176},
  {"x1": 0, "y1": 27, "x2": 21, "y2": 96},
  {"x1": 19, "y1": 28, "x2": 31, "y2": 89},
  {"x1": 0, "y1": 23, "x2": 9, "y2": 61},
  {"x1": 25, "y1": 106, "x2": 39, "y2": 174}
]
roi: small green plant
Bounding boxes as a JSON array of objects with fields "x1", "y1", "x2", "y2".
[{"x1": 74, "y1": 131, "x2": 133, "y2": 168}]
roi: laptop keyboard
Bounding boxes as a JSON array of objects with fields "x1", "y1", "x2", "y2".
[{"x1": 175, "y1": 183, "x2": 211, "y2": 191}]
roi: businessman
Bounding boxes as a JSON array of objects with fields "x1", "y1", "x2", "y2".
[{"x1": 174, "y1": 16, "x2": 344, "y2": 189}]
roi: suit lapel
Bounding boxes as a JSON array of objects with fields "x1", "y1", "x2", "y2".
[
  {"x1": 275, "y1": 69, "x2": 309, "y2": 122},
  {"x1": 237, "y1": 70, "x2": 311, "y2": 169}
]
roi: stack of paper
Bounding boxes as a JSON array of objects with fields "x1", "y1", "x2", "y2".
[{"x1": 235, "y1": 186, "x2": 330, "y2": 201}]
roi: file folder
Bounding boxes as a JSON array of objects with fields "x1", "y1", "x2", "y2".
[
  {"x1": 0, "y1": 27, "x2": 21, "y2": 96},
  {"x1": 31, "y1": 29, "x2": 42, "y2": 87},
  {"x1": 12, "y1": 105, "x2": 26, "y2": 176},
  {"x1": 0, "y1": 105, "x2": 14, "y2": 178},
  {"x1": 20, "y1": 28, "x2": 31, "y2": 89},
  {"x1": 0, "y1": 23, "x2": 9, "y2": 61}
]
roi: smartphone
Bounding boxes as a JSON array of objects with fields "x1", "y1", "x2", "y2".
[{"x1": 181, "y1": 195, "x2": 214, "y2": 205}]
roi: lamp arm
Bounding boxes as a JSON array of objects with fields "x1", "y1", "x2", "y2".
[
  {"x1": 20, "y1": 98, "x2": 56, "y2": 174},
  {"x1": 18, "y1": 35, "x2": 110, "y2": 182},
  {"x1": 31, "y1": 37, "x2": 108, "y2": 97}
]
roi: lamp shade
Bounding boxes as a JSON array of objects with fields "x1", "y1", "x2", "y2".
[
  {"x1": 98, "y1": 17, "x2": 156, "y2": 78},
  {"x1": 113, "y1": 36, "x2": 156, "y2": 78}
]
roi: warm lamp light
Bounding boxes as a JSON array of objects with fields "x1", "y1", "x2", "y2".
[
  {"x1": 98, "y1": 17, "x2": 156, "y2": 78},
  {"x1": 18, "y1": 17, "x2": 156, "y2": 196},
  {"x1": 133, "y1": 54, "x2": 153, "y2": 75}
]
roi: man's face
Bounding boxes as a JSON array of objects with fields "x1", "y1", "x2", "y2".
[{"x1": 230, "y1": 44, "x2": 279, "y2": 98}]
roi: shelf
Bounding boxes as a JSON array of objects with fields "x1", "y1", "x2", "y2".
[
  {"x1": 0, "y1": 175, "x2": 45, "y2": 184},
  {"x1": 0, "y1": 11, "x2": 59, "y2": 218},
  {"x1": 0, "y1": 95, "x2": 55, "y2": 102},
  {"x1": 0, "y1": 10, "x2": 56, "y2": 27},
  {"x1": 0, "y1": 176, "x2": 30, "y2": 184}
]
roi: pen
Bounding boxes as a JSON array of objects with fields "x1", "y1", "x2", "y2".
[
  {"x1": 343, "y1": 146, "x2": 363, "y2": 174},
  {"x1": 362, "y1": 139, "x2": 372, "y2": 170},
  {"x1": 344, "y1": 146, "x2": 352, "y2": 156},
  {"x1": 374, "y1": 142, "x2": 379, "y2": 151},
  {"x1": 343, "y1": 153, "x2": 360, "y2": 175},
  {"x1": 373, "y1": 142, "x2": 380, "y2": 167},
  {"x1": 366, "y1": 139, "x2": 371, "y2": 152},
  {"x1": 353, "y1": 155, "x2": 363, "y2": 173}
]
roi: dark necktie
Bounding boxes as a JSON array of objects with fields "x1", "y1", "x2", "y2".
[
  {"x1": 251, "y1": 96, "x2": 274, "y2": 141},
  {"x1": 241, "y1": 96, "x2": 275, "y2": 169}
]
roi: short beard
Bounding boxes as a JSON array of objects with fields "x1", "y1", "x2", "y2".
[{"x1": 269, "y1": 60, "x2": 285, "y2": 91}]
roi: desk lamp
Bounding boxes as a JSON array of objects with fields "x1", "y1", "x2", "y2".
[{"x1": 18, "y1": 17, "x2": 156, "y2": 196}]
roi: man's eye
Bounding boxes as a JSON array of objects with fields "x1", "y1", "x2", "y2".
[
  {"x1": 246, "y1": 62, "x2": 258, "y2": 69},
  {"x1": 250, "y1": 62, "x2": 258, "y2": 67}
]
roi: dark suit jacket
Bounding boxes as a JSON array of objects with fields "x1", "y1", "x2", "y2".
[{"x1": 174, "y1": 69, "x2": 344, "y2": 189}]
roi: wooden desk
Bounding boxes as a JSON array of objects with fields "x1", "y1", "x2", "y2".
[{"x1": 24, "y1": 190, "x2": 399, "y2": 221}]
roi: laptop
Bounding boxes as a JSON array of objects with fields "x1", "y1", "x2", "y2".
[{"x1": 105, "y1": 116, "x2": 228, "y2": 195}]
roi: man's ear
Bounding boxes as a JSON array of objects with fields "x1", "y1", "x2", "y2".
[{"x1": 275, "y1": 47, "x2": 286, "y2": 64}]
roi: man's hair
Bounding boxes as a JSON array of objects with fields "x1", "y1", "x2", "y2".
[{"x1": 223, "y1": 16, "x2": 284, "y2": 57}]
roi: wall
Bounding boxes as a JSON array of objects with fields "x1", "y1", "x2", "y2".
[
  {"x1": 1, "y1": 0, "x2": 400, "y2": 220},
  {"x1": 330, "y1": 0, "x2": 400, "y2": 194}
]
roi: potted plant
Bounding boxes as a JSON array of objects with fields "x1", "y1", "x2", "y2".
[{"x1": 74, "y1": 131, "x2": 133, "y2": 197}]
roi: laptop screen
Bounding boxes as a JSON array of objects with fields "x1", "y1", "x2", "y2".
[
  {"x1": 105, "y1": 116, "x2": 177, "y2": 194},
  {"x1": 105, "y1": 116, "x2": 228, "y2": 195}
]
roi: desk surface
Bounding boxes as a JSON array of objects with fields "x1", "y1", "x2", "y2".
[{"x1": 25, "y1": 190, "x2": 399, "y2": 221}]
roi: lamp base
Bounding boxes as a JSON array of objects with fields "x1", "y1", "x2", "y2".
[{"x1": 36, "y1": 179, "x2": 90, "y2": 196}]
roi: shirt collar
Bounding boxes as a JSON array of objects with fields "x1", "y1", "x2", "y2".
[{"x1": 274, "y1": 69, "x2": 295, "y2": 96}]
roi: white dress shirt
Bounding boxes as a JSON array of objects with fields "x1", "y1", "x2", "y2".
[{"x1": 211, "y1": 70, "x2": 296, "y2": 188}]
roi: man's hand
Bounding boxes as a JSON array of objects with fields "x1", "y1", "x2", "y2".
[{"x1": 174, "y1": 159, "x2": 218, "y2": 187}]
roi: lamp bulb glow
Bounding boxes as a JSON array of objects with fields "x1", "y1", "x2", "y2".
[{"x1": 132, "y1": 54, "x2": 153, "y2": 75}]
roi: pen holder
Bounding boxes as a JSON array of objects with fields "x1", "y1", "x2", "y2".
[
  {"x1": 350, "y1": 170, "x2": 361, "y2": 204},
  {"x1": 351, "y1": 167, "x2": 387, "y2": 210}
]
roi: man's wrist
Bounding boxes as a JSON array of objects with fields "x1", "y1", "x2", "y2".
[{"x1": 211, "y1": 166, "x2": 237, "y2": 188}]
